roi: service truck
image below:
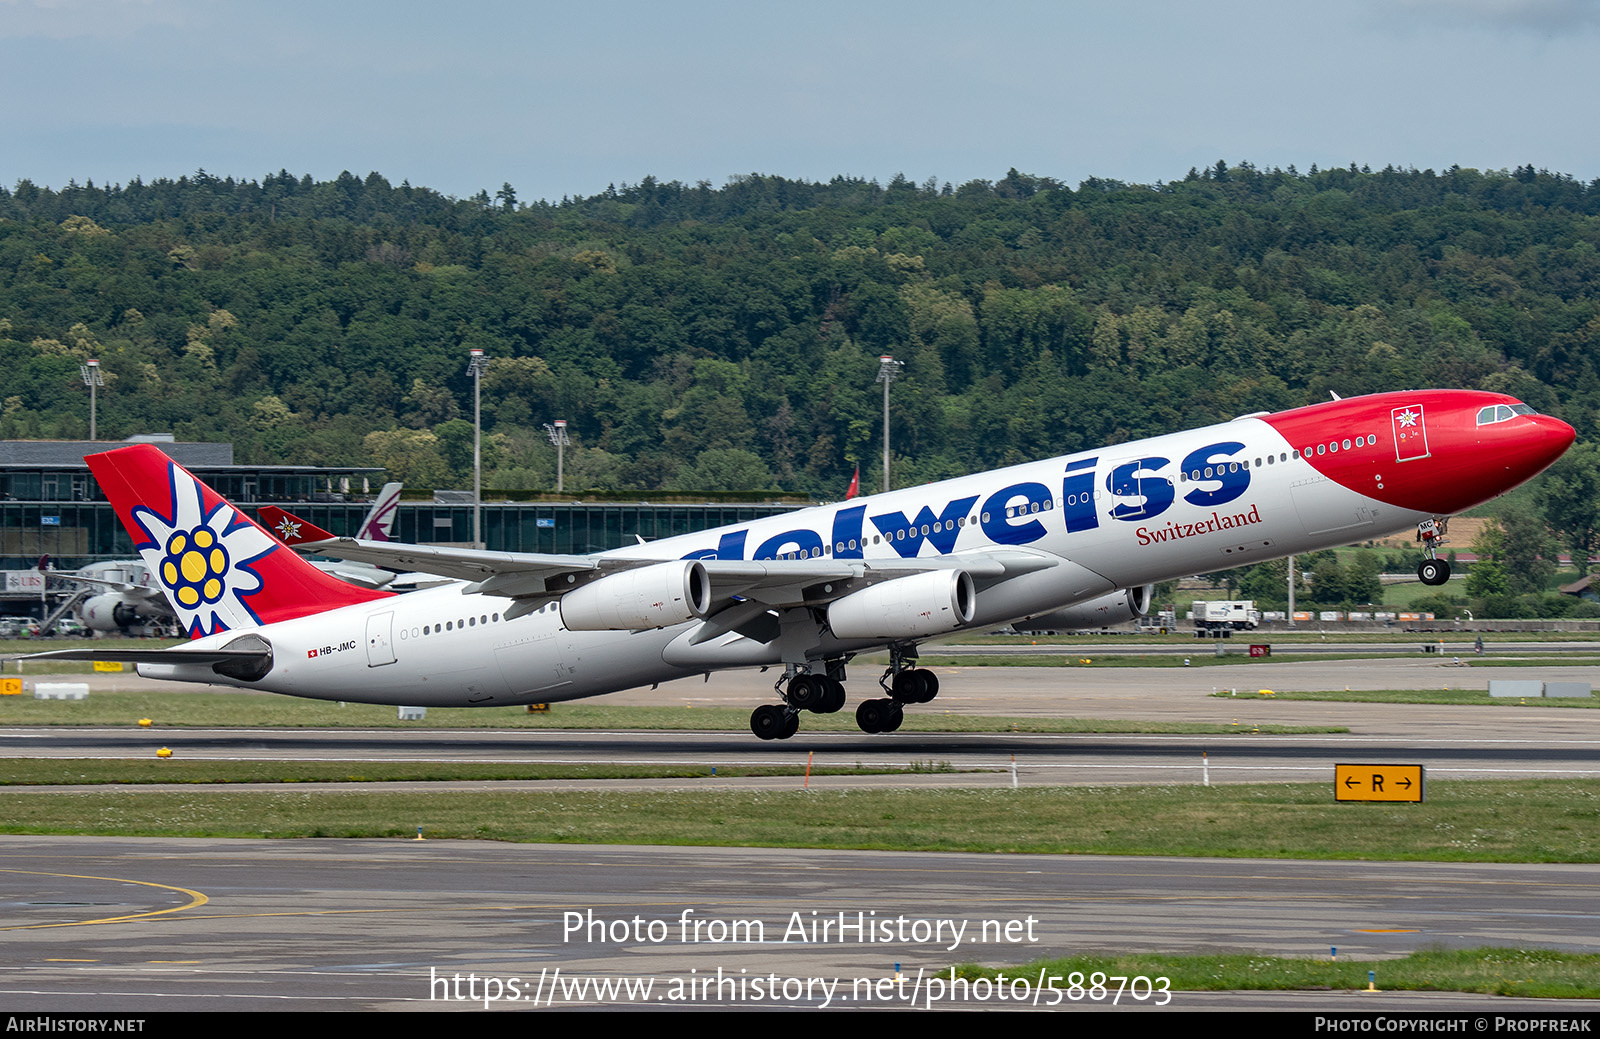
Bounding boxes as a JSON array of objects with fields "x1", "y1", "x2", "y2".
[{"x1": 1190, "y1": 600, "x2": 1261, "y2": 637}]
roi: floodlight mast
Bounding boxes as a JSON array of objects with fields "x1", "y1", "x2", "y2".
[
  {"x1": 875, "y1": 355, "x2": 903, "y2": 493},
  {"x1": 80, "y1": 359, "x2": 104, "y2": 441},
  {"x1": 544, "y1": 420, "x2": 571, "y2": 493},
  {"x1": 465, "y1": 348, "x2": 489, "y2": 548}
]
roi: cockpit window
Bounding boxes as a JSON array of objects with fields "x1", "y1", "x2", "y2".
[{"x1": 1477, "y1": 401, "x2": 1538, "y2": 426}]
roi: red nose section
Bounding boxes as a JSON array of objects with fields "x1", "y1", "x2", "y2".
[{"x1": 1261, "y1": 391, "x2": 1576, "y2": 516}]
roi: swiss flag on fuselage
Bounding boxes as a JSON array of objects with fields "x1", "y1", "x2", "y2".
[{"x1": 1391, "y1": 405, "x2": 1430, "y2": 461}]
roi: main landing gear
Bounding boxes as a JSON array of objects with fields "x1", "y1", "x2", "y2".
[
  {"x1": 1417, "y1": 518, "x2": 1452, "y2": 586},
  {"x1": 856, "y1": 645, "x2": 939, "y2": 735},
  {"x1": 749, "y1": 668, "x2": 846, "y2": 741},
  {"x1": 746, "y1": 647, "x2": 942, "y2": 740}
]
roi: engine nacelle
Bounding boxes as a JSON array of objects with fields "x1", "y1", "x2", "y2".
[
  {"x1": 79, "y1": 593, "x2": 147, "y2": 632},
  {"x1": 1013, "y1": 584, "x2": 1154, "y2": 632},
  {"x1": 828, "y1": 569, "x2": 976, "y2": 640},
  {"x1": 559, "y1": 561, "x2": 712, "y2": 631}
]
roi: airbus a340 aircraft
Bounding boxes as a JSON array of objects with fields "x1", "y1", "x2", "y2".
[{"x1": 25, "y1": 389, "x2": 1575, "y2": 740}]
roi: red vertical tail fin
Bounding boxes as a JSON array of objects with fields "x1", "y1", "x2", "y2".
[{"x1": 88, "y1": 445, "x2": 392, "y2": 639}]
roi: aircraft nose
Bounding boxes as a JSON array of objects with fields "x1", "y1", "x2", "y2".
[
  {"x1": 1535, "y1": 414, "x2": 1578, "y2": 466},
  {"x1": 1499, "y1": 413, "x2": 1578, "y2": 489}
]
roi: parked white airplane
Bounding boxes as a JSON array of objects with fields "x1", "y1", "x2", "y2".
[
  {"x1": 26, "y1": 389, "x2": 1575, "y2": 739},
  {"x1": 60, "y1": 482, "x2": 405, "y2": 633}
]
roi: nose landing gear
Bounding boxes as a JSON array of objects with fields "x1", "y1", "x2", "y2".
[{"x1": 1417, "y1": 518, "x2": 1452, "y2": 586}]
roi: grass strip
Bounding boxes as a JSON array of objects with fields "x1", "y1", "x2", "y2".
[
  {"x1": 955, "y1": 631, "x2": 1600, "y2": 645},
  {"x1": 912, "y1": 653, "x2": 1407, "y2": 668},
  {"x1": 1217, "y1": 689, "x2": 1599, "y2": 708},
  {"x1": 4, "y1": 781, "x2": 1595, "y2": 862},
  {"x1": 0, "y1": 759, "x2": 954, "y2": 786},
  {"x1": 1457, "y1": 657, "x2": 1600, "y2": 668},
  {"x1": 0, "y1": 692, "x2": 1343, "y2": 733},
  {"x1": 952, "y1": 947, "x2": 1600, "y2": 1000}
]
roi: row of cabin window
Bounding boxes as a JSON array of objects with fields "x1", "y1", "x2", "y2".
[
  {"x1": 1175, "y1": 451, "x2": 1298, "y2": 482},
  {"x1": 1301, "y1": 433, "x2": 1378, "y2": 457},
  {"x1": 815, "y1": 515, "x2": 982, "y2": 556},
  {"x1": 400, "y1": 612, "x2": 502, "y2": 639}
]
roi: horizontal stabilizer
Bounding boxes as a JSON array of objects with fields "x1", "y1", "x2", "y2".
[{"x1": 8, "y1": 647, "x2": 269, "y2": 667}]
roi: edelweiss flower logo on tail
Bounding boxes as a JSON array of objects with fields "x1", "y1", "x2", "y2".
[{"x1": 132, "y1": 463, "x2": 278, "y2": 637}]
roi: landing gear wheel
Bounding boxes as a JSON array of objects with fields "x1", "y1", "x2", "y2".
[
  {"x1": 787, "y1": 674, "x2": 828, "y2": 712},
  {"x1": 1418, "y1": 559, "x2": 1451, "y2": 586},
  {"x1": 821, "y1": 677, "x2": 847, "y2": 713},
  {"x1": 751, "y1": 703, "x2": 794, "y2": 740},
  {"x1": 855, "y1": 697, "x2": 900, "y2": 734},
  {"x1": 891, "y1": 668, "x2": 938, "y2": 704}
]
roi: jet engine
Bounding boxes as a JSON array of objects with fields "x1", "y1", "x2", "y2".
[
  {"x1": 79, "y1": 593, "x2": 159, "y2": 633},
  {"x1": 828, "y1": 569, "x2": 976, "y2": 640},
  {"x1": 559, "y1": 561, "x2": 713, "y2": 631},
  {"x1": 1012, "y1": 584, "x2": 1154, "y2": 632}
]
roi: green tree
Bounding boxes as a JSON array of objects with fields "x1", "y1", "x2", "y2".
[
  {"x1": 1536, "y1": 444, "x2": 1600, "y2": 576},
  {"x1": 1237, "y1": 557, "x2": 1300, "y2": 608},
  {"x1": 676, "y1": 448, "x2": 777, "y2": 493},
  {"x1": 432, "y1": 418, "x2": 478, "y2": 483},
  {"x1": 363, "y1": 429, "x2": 451, "y2": 487},
  {"x1": 1496, "y1": 510, "x2": 1558, "y2": 595},
  {"x1": 401, "y1": 379, "x2": 460, "y2": 429}
]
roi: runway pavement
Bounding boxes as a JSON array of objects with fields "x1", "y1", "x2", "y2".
[{"x1": 7, "y1": 659, "x2": 1597, "y2": 788}]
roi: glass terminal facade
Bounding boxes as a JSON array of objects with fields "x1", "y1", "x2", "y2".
[{"x1": 0, "y1": 442, "x2": 803, "y2": 569}]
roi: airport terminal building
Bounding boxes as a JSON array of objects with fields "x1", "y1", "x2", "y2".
[{"x1": 0, "y1": 438, "x2": 803, "y2": 615}]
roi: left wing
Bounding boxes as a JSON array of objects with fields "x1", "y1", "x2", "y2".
[
  {"x1": 257, "y1": 505, "x2": 1066, "y2": 632},
  {"x1": 42, "y1": 568, "x2": 164, "y2": 600}
]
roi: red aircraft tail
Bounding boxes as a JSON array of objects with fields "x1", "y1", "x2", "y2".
[
  {"x1": 87, "y1": 445, "x2": 393, "y2": 638},
  {"x1": 258, "y1": 506, "x2": 337, "y2": 547}
]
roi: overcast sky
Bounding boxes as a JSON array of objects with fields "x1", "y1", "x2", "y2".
[{"x1": 3, "y1": 0, "x2": 1597, "y2": 202}]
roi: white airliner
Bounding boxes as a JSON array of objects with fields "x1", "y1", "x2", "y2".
[
  {"x1": 60, "y1": 482, "x2": 404, "y2": 634},
  {"x1": 25, "y1": 389, "x2": 1574, "y2": 740}
]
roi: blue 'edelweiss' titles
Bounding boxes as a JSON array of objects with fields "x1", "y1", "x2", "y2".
[
  {"x1": 130, "y1": 463, "x2": 279, "y2": 637},
  {"x1": 682, "y1": 440, "x2": 1254, "y2": 562}
]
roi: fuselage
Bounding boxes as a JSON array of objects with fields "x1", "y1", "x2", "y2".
[{"x1": 145, "y1": 389, "x2": 1575, "y2": 706}]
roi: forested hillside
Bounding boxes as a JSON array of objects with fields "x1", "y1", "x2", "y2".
[{"x1": 3, "y1": 162, "x2": 1598, "y2": 504}]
